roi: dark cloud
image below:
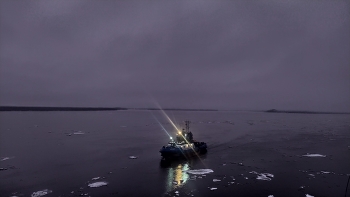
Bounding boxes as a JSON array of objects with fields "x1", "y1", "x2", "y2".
[{"x1": 1, "y1": 0, "x2": 349, "y2": 111}]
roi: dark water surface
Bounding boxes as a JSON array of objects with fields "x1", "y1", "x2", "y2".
[{"x1": 0, "y1": 111, "x2": 349, "y2": 197}]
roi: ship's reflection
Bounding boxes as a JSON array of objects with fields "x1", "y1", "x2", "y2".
[{"x1": 160, "y1": 157, "x2": 203, "y2": 193}]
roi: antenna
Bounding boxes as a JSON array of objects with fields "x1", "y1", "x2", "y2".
[{"x1": 185, "y1": 120, "x2": 190, "y2": 133}]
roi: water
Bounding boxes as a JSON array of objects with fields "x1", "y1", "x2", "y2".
[{"x1": 0, "y1": 110, "x2": 349, "y2": 197}]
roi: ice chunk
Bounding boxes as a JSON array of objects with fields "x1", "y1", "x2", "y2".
[
  {"x1": 1, "y1": 157, "x2": 14, "y2": 161},
  {"x1": 210, "y1": 188, "x2": 217, "y2": 190},
  {"x1": 175, "y1": 191, "x2": 179, "y2": 194},
  {"x1": 250, "y1": 171, "x2": 274, "y2": 181},
  {"x1": 31, "y1": 189, "x2": 52, "y2": 197},
  {"x1": 213, "y1": 179, "x2": 221, "y2": 182},
  {"x1": 302, "y1": 154, "x2": 326, "y2": 157},
  {"x1": 268, "y1": 195, "x2": 274, "y2": 197},
  {"x1": 129, "y1": 156, "x2": 137, "y2": 159},
  {"x1": 306, "y1": 194, "x2": 314, "y2": 197},
  {"x1": 185, "y1": 169, "x2": 214, "y2": 175},
  {"x1": 88, "y1": 181, "x2": 108, "y2": 188},
  {"x1": 73, "y1": 131, "x2": 85, "y2": 135},
  {"x1": 321, "y1": 171, "x2": 330, "y2": 174},
  {"x1": 92, "y1": 177, "x2": 100, "y2": 180}
]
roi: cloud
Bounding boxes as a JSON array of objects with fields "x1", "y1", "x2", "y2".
[{"x1": 0, "y1": 0, "x2": 349, "y2": 111}]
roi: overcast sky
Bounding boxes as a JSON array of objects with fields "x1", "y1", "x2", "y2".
[{"x1": 0, "y1": 0, "x2": 349, "y2": 111}]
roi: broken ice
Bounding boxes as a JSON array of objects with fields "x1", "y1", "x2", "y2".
[
  {"x1": 73, "y1": 131, "x2": 85, "y2": 135},
  {"x1": 249, "y1": 171, "x2": 274, "y2": 181},
  {"x1": 213, "y1": 179, "x2": 221, "y2": 182},
  {"x1": 31, "y1": 189, "x2": 52, "y2": 197},
  {"x1": 302, "y1": 154, "x2": 326, "y2": 157},
  {"x1": 306, "y1": 194, "x2": 314, "y2": 197},
  {"x1": 210, "y1": 188, "x2": 217, "y2": 191},
  {"x1": 1, "y1": 157, "x2": 14, "y2": 161},
  {"x1": 92, "y1": 177, "x2": 100, "y2": 180},
  {"x1": 88, "y1": 181, "x2": 108, "y2": 188},
  {"x1": 129, "y1": 156, "x2": 137, "y2": 159},
  {"x1": 185, "y1": 169, "x2": 214, "y2": 175}
]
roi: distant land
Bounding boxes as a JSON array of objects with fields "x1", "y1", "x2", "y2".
[
  {"x1": 1, "y1": 106, "x2": 348, "y2": 114},
  {"x1": 265, "y1": 109, "x2": 350, "y2": 114},
  {"x1": 0, "y1": 106, "x2": 128, "y2": 111},
  {"x1": 0, "y1": 106, "x2": 217, "y2": 112}
]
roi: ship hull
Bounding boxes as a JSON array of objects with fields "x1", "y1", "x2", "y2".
[{"x1": 160, "y1": 142, "x2": 207, "y2": 159}]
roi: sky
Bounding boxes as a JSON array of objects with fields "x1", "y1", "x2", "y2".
[{"x1": 0, "y1": 0, "x2": 349, "y2": 112}]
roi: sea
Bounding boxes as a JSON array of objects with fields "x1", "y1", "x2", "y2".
[{"x1": 0, "y1": 110, "x2": 349, "y2": 197}]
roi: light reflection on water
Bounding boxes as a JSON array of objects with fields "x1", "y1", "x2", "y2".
[{"x1": 162, "y1": 161, "x2": 192, "y2": 193}]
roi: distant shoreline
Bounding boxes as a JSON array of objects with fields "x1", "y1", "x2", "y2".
[
  {"x1": 264, "y1": 109, "x2": 350, "y2": 114},
  {"x1": 0, "y1": 106, "x2": 218, "y2": 112},
  {"x1": 0, "y1": 106, "x2": 348, "y2": 114}
]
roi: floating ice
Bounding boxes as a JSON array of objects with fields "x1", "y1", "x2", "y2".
[
  {"x1": 1, "y1": 157, "x2": 14, "y2": 161},
  {"x1": 129, "y1": 156, "x2": 137, "y2": 159},
  {"x1": 213, "y1": 179, "x2": 221, "y2": 182},
  {"x1": 175, "y1": 191, "x2": 179, "y2": 194},
  {"x1": 250, "y1": 171, "x2": 274, "y2": 181},
  {"x1": 73, "y1": 131, "x2": 85, "y2": 135},
  {"x1": 302, "y1": 154, "x2": 326, "y2": 157},
  {"x1": 210, "y1": 188, "x2": 217, "y2": 190},
  {"x1": 31, "y1": 189, "x2": 52, "y2": 197},
  {"x1": 321, "y1": 171, "x2": 330, "y2": 174},
  {"x1": 268, "y1": 195, "x2": 274, "y2": 197},
  {"x1": 92, "y1": 177, "x2": 100, "y2": 180},
  {"x1": 306, "y1": 194, "x2": 314, "y2": 197},
  {"x1": 185, "y1": 169, "x2": 214, "y2": 175},
  {"x1": 88, "y1": 181, "x2": 108, "y2": 188}
]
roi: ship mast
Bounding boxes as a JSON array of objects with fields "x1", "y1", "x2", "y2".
[{"x1": 185, "y1": 120, "x2": 190, "y2": 133}]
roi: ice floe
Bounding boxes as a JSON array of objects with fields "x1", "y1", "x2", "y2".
[
  {"x1": 92, "y1": 177, "x2": 100, "y2": 180},
  {"x1": 88, "y1": 181, "x2": 108, "y2": 188},
  {"x1": 302, "y1": 153, "x2": 326, "y2": 157},
  {"x1": 213, "y1": 179, "x2": 221, "y2": 182},
  {"x1": 209, "y1": 187, "x2": 217, "y2": 191},
  {"x1": 31, "y1": 189, "x2": 52, "y2": 197},
  {"x1": 249, "y1": 171, "x2": 274, "y2": 181},
  {"x1": 73, "y1": 131, "x2": 85, "y2": 135},
  {"x1": 306, "y1": 194, "x2": 314, "y2": 197},
  {"x1": 185, "y1": 169, "x2": 214, "y2": 175},
  {"x1": 129, "y1": 156, "x2": 137, "y2": 159},
  {"x1": 1, "y1": 156, "x2": 14, "y2": 161},
  {"x1": 268, "y1": 195, "x2": 274, "y2": 197}
]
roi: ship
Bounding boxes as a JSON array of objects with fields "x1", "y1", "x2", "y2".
[{"x1": 160, "y1": 120, "x2": 207, "y2": 159}]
